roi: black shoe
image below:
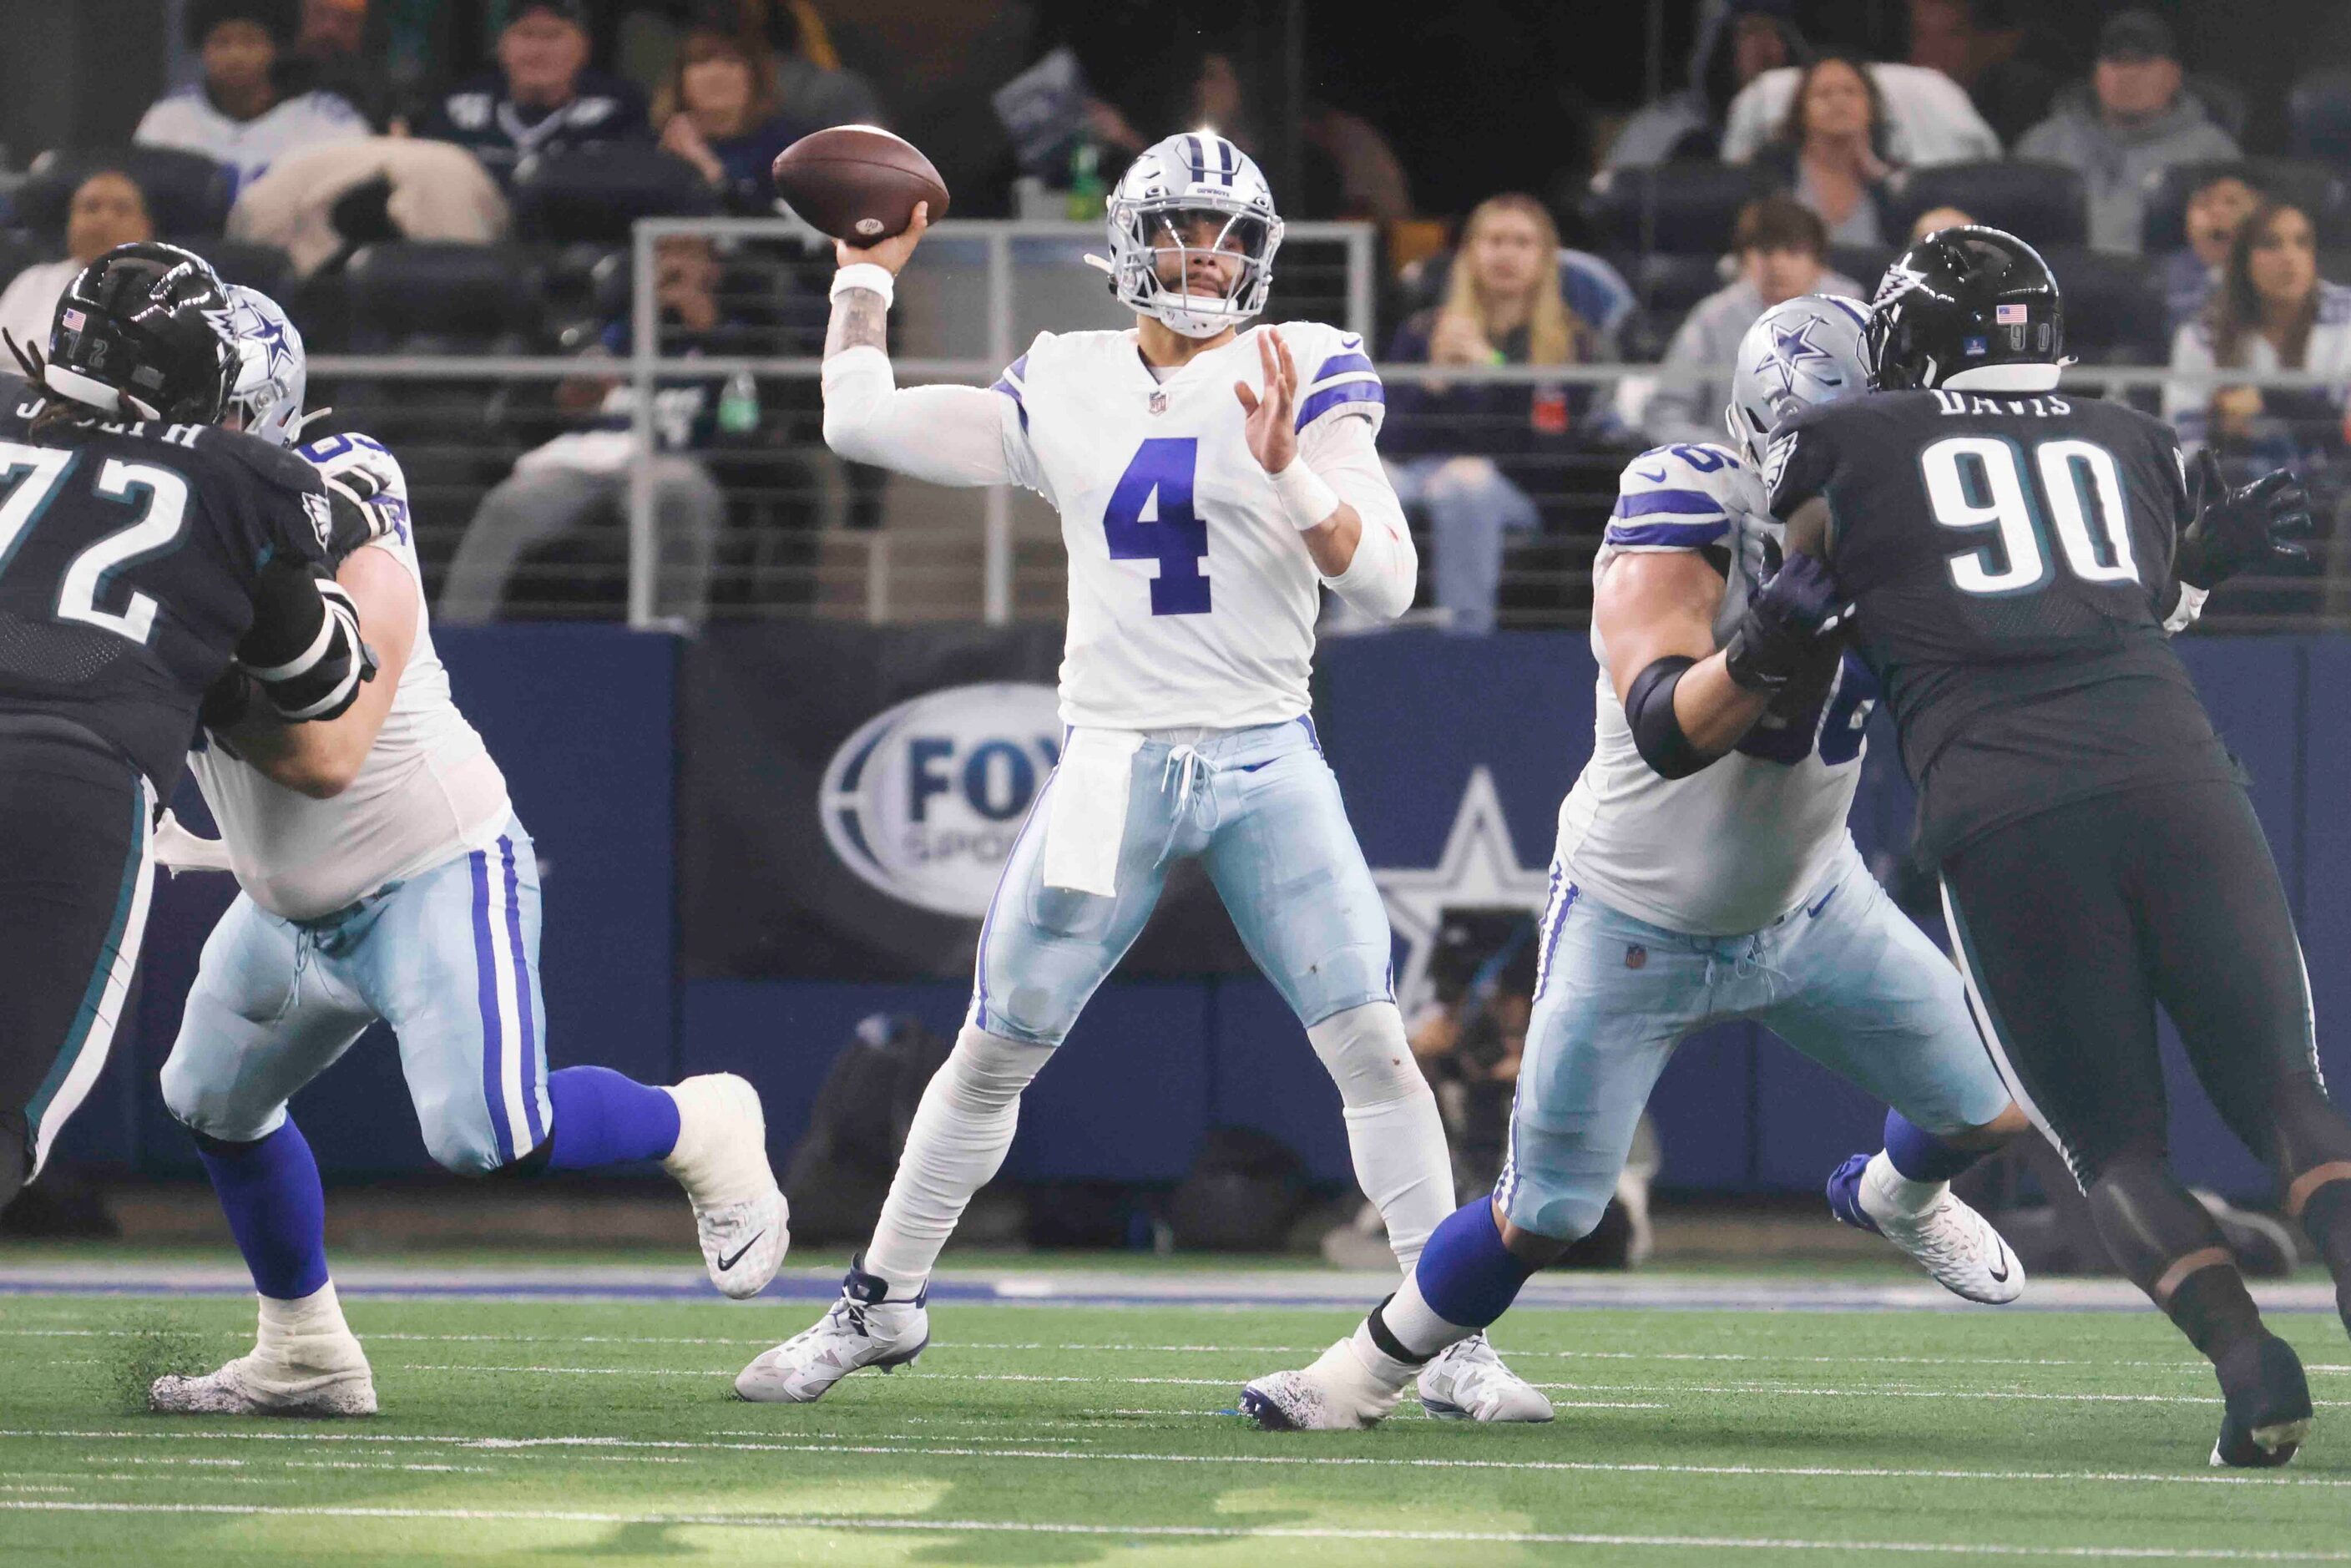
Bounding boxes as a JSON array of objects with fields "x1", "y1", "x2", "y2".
[{"x1": 2211, "y1": 1333, "x2": 2312, "y2": 1469}]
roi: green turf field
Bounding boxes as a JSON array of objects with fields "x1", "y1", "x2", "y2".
[{"x1": 3, "y1": 1281, "x2": 2348, "y2": 1565}]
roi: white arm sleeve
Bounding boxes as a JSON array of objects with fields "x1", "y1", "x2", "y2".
[
  {"x1": 1304, "y1": 414, "x2": 1418, "y2": 621},
  {"x1": 822, "y1": 345, "x2": 1044, "y2": 493}
]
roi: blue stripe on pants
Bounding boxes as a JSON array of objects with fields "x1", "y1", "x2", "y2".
[
  {"x1": 470, "y1": 848, "x2": 514, "y2": 1164},
  {"x1": 501, "y1": 837, "x2": 544, "y2": 1149}
]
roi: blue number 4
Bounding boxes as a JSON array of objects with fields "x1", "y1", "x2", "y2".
[{"x1": 1105, "y1": 437, "x2": 1210, "y2": 616}]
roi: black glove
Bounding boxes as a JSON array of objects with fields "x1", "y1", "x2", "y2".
[
  {"x1": 320, "y1": 455, "x2": 404, "y2": 561},
  {"x1": 1723, "y1": 555, "x2": 1853, "y2": 695},
  {"x1": 2175, "y1": 451, "x2": 2311, "y2": 589},
  {"x1": 199, "y1": 665, "x2": 257, "y2": 733}
]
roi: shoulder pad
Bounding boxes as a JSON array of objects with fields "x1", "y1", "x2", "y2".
[
  {"x1": 1292, "y1": 321, "x2": 1381, "y2": 433},
  {"x1": 1605, "y1": 443, "x2": 1742, "y2": 552},
  {"x1": 197, "y1": 424, "x2": 326, "y2": 495}
]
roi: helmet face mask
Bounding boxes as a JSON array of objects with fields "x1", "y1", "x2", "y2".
[
  {"x1": 1105, "y1": 133, "x2": 1283, "y2": 338},
  {"x1": 44, "y1": 241, "x2": 236, "y2": 424},
  {"x1": 1864, "y1": 225, "x2": 2065, "y2": 393}
]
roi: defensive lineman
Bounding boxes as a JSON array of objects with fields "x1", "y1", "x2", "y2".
[
  {"x1": 0, "y1": 245, "x2": 369, "y2": 1208},
  {"x1": 1241, "y1": 296, "x2": 2027, "y2": 1431},
  {"x1": 1767, "y1": 227, "x2": 2351, "y2": 1466},
  {"x1": 736, "y1": 133, "x2": 1549, "y2": 1420},
  {"x1": 146, "y1": 286, "x2": 786, "y2": 1417}
]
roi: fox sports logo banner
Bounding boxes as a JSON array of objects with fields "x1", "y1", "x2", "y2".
[{"x1": 820, "y1": 683, "x2": 1063, "y2": 918}]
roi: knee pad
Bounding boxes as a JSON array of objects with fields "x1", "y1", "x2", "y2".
[
  {"x1": 159, "y1": 1052, "x2": 288, "y2": 1146},
  {"x1": 415, "y1": 1100, "x2": 513, "y2": 1178},
  {"x1": 1307, "y1": 1003, "x2": 1428, "y2": 1110}
]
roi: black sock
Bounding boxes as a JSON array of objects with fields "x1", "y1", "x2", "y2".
[
  {"x1": 2166, "y1": 1264, "x2": 2266, "y2": 1362},
  {"x1": 2299, "y1": 1179, "x2": 2351, "y2": 1326}
]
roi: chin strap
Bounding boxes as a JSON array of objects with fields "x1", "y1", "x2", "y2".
[
  {"x1": 1082, "y1": 253, "x2": 1115, "y2": 277},
  {"x1": 3, "y1": 327, "x2": 43, "y2": 384}
]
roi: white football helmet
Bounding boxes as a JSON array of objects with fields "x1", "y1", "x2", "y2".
[
  {"x1": 1726, "y1": 293, "x2": 1872, "y2": 465},
  {"x1": 1095, "y1": 129, "x2": 1283, "y2": 338},
  {"x1": 224, "y1": 283, "x2": 311, "y2": 448}
]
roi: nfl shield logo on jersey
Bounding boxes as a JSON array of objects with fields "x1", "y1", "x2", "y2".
[{"x1": 1148, "y1": 389, "x2": 1168, "y2": 415}]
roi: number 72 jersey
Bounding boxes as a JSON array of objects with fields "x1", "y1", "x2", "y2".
[
  {"x1": 0, "y1": 376, "x2": 336, "y2": 792},
  {"x1": 1766, "y1": 387, "x2": 2238, "y2": 862},
  {"x1": 991, "y1": 320, "x2": 1381, "y2": 731}
]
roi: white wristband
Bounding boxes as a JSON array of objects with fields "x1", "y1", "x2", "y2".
[
  {"x1": 1270, "y1": 456, "x2": 1342, "y2": 531},
  {"x1": 830, "y1": 263, "x2": 896, "y2": 307},
  {"x1": 2163, "y1": 580, "x2": 2209, "y2": 635}
]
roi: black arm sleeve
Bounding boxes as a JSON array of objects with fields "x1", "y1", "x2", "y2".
[
  {"x1": 240, "y1": 558, "x2": 372, "y2": 723},
  {"x1": 1625, "y1": 654, "x2": 1708, "y2": 779}
]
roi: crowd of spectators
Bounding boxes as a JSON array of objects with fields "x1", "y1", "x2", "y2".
[{"x1": 0, "y1": 1, "x2": 2348, "y2": 629}]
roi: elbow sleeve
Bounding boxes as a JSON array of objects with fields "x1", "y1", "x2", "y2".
[
  {"x1": 1325, "y1": 515, "x2": 1418, "y2": 620},
  {"x1": 1625, "y1": 654, "x2": 1708, "y2": 779},
  {"x1": 243, "y1": 560, "x2": 372, "y2": 723},
  {"x1": 821, "y1": 345, "x2": 892, "y2": 463}
]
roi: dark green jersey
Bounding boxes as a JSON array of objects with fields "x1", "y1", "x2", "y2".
[{"x1": 1767, "y1": 387, "x2": 2238, "y2": 861}]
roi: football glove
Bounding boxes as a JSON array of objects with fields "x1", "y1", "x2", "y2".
[
  {"x1": 1723, "y1": 555, "x2": 1853, "y2": 695},
  {"x1": 2176, "y1": 451, "x2": 2310, "y2": 589}
]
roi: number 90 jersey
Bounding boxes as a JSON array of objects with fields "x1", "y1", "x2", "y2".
[
  {"x1": 993, "y1": 321, "x2": 1381, "y2": 730},
  {"x1": 1557, "y1": 441, "x2": 1878, "y2": 936},
  {"x1": 1767, "y1": 388, "x2": 2237, "y2": 862}
]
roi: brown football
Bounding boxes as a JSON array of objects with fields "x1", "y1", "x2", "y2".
[{"x1": 771, "y1": 125, "x2": 950, "y2": 242}]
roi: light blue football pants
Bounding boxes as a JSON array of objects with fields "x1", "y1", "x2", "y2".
[
  {"x1": 1499, "y1": 842, "x2": 2014, "y2": 1241},
  {"x1": 161, "y1": 814, "x2": 552, "y2": 1175},
  {"x1": 971, "y1": 717, "x2": 1393, "y2": 1044}
]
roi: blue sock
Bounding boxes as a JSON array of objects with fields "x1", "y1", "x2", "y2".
[
  {"x1": 544, "y1": 1066, "x2": 681, "y2": 1171},
  {"x1": 194, "y1": 1120, "x2": 330, "y2": 1302},
  {"x1": 1883, "y1": 1109, "x2": 1983, "y2": 1183},
  {"x1": 1411, "y1": 1200, "x2": 1539, "y2": 1331}
]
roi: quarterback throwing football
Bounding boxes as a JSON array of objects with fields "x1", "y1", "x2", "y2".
[{"x1": 737, "y1": 133, "x2": 1549, "y2": 1421}]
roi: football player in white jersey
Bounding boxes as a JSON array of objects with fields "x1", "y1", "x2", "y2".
[
  {"x1": 1240, "y1": 296, "x2": 2031, "y2": 1430},
  {"x1": 144, "y1": 287, "x2": 788, "y2": 1418},
  {"x1": 735, "y1": 131, "x2": 1548, "y2": 1421}
]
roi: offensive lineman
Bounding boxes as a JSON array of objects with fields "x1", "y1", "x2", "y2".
[
  {"x1": 736, "y1": 132, "x2": 1553, "y2": 1421},
  {"x1": 1241, "y1": 296, "x2": 2028, "y2": 1432},
  {"x1": 144, "y1": 286, "x2": 787, "y2": 1418},
  {"x1": 1766, "y1": 227, "x2": 2351, "y2": 1467},
  {"x1": 0, "y1": 245, "x2": 369, "y2": 1208}
]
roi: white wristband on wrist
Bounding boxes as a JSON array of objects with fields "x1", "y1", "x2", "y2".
[
  {"x1": 831, "y1": 263, "x2": 896, "y2": 307},
  {"x1": 1270, "y1": 457, "x2": 1341, "y2": 531}
]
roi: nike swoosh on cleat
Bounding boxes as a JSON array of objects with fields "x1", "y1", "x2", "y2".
[
  {"x1": 1988, "y1": 1247, "x2": 2011, "y2": 1284},
  {"x1": 718, "y1": 1232, "x2": 767, "y2": 1272}
]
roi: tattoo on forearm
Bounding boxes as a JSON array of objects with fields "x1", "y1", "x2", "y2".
[{"x1": 825, "y1": 287, "x2": 889, "y2": 360}]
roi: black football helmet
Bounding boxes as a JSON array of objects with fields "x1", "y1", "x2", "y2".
[
  {"x1": 1864, "y1": 225, "x2": 2064, "y2": 392},
  {"x1": 41, "y1": 242, "x2": 236, "y2": 423}
]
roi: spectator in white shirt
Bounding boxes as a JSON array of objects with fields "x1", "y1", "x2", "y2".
[
  {"x1": 2165, "y1": 200, "x2": 2351, "y2": 471},
  {"x1": 134, "y1": 0, "x2": 367, "y2": 197},
  {"x1": 0, "y1": 171, "x2": 155, "y2": 357}
]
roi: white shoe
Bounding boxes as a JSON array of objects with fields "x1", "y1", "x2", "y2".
[
  {"x1": 1859, "y1": 1153, "x2": 2025, "y2": 1305},
  {"x1": 736, "y1": 1290, "x2": 928, "y2": 1404},
  {"x1": 1418, "y1": 1333, "x2": 1555, "y2": 1423},
  {"x1": 663, "y1": 1075, "x2": 789, "y2": 1299},
  {"x1": 149, "y1": 1325, "x2": 376, "y2": 1418},
  {"x1": 1241, "y1": 1338, "x2": 1408, "y2": 1431}
]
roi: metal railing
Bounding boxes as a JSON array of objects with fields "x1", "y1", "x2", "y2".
[{"x1": 294, "y1": 218, "x2": 2351, "y2": 635}]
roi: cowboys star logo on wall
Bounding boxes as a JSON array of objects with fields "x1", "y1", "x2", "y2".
[{"x1": 1373, "y1": 766, "x2": 1553, "y2": 1014}]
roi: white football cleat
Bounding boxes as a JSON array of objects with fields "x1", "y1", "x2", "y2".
[
  {"x1": 1418, "y1": 1333, "x2": 1555, "y2": 1423},
  {"x1": 150, "y1": 1308, "x2": 376, "y2": 1418},
  {"x1": 1831, "y1": 1151, "x2": 2025, "y2": 1305},
  {"x1": 663, "y1": 1074, "x2": 789, "y2": 1299},
  {"x1": 736, "y1": 1272, "x2": 928, "y2": 1404},
  {"x1": 1241, "y1": 1338, "x2": 1408, "y2": 1431}
]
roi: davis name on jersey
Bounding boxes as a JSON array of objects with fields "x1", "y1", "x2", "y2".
[
  {"x1": 991, "y1": 319, "x2": 1380, "y2": 731},
  {"x1": 1555, "y1": 441, "x2": 1878, "y2": 936},
  {"x1": 190, "y1": 433, "x2": 510, "y2": 920}
]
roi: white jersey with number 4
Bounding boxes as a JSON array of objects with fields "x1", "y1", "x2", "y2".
[
  {"x1": 1555, "y1": 440, "x2": 1879, "y2": 936},
  {"x1": 993, "y1": 320, "x2": 1383, "y2": 730},
  {"x1": 190, "y1": 433, "x2": 511, "y2": 920}
]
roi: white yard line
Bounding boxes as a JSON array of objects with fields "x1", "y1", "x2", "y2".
[
  {"x1": 7, "y1": 1428, "x2": 2348, "y2": 1490},
  {"x1": 3, "y1": 1500, "x2": 2347, "y2": 1559}
]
